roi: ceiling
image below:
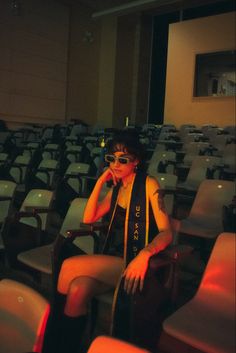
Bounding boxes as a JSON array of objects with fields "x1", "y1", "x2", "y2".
[{"x1": 55, "y1": 0, "x2": 227, "y2": 17}]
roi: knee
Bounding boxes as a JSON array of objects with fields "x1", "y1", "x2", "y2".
[{"x1": 69, "y1": 276, "x2": 93, "y2": 299}]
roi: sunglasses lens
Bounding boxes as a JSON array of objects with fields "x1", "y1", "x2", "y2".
[
  {"x1": 105, "y1": 155, "x2": 115, "y2": 163},
  {"x1": 105, "y1": 155, "x2": 131, "y2": 164},
  {"x1": 118, "y1": 157, "x2": 129, "y2": 164}
]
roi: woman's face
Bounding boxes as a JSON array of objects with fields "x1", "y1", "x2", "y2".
[{"x1": 108, "y1": 150, "x2": 138, "y2": 180}]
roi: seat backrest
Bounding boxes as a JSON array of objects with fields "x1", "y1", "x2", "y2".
[
  {"x1": 0, "y1": 278, "x2": 50, "y2": 353},
  {"x1": 60, "y1": 197, "x2": 95, "y2": 254},
  {"x1": 147, "y1": 151, "x2": 176, "y2": 175},
  {"x1": 156, "y1": 173, "x2": 177, "y2": 189},
  {"x1": 9, "y1": 155, "x2": 31, "y2": 184},
  {"x1": 196, "y1": 232, "x2": 235, "y2": 316},
  {"x1": 42, "y1": 144, "x2": 59, "y2": 160},
  {"x1": 0, "y1": 180, "x2": 16, "y2": 223},
  {"x1": 36, "y1": 159, "x2": 59, "y2": 186},
  {"x1": 184, "y1": 155, "x2": 221, "y2": 189},
  {"x1": 0, "y1": 152, "x2": 8, "y2": 163},
  {"x1": 87, "y1": 335, "x2": 151, "y2": 353},
  {"x1": 65, "y1": 162, "x2": 90, "y2": 194},
  {"x1": 221, "y1": 143, "x2": 236, "y2": 172},
  {"x1": 184, "y1": 141, "x2": 209, "y2": 155},
  {"x1": 20, "y1": 189, "x2": 54, "y2": 230},
  {"x1": 189, "y1": 179, "x2": 235, "y2": 227}
]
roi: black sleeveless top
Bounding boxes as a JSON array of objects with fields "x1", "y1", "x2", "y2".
[
  {"x1": 107, "y1": 204, "x2": 126, "y2": 257},
  {"x1": 106, "y1": 203, "x2": 158, "y2": 258}
]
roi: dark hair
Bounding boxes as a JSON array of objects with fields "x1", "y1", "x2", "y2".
[{"x1": 106, "y1": 129, "x2": 146, "y2": 170}]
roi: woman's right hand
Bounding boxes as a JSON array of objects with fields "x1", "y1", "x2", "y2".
[{"x1": 99, "y1": 167, "x2": 119, "y2": 186}]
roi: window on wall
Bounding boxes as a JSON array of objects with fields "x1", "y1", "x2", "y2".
[{"x1": 193, "y1": 50, "x2": 236, "y2": 97}]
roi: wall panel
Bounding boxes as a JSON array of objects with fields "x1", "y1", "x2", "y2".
[
  {"x1": 0, "y1": 0, "x2": 69, "y2": 129},
  {"x1": 164, "y1": 12, "x2": 236, "y2": 128}
]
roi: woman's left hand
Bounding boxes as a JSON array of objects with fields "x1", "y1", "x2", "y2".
[{"x1": 123, "y1": 250, "x2": 151, "y2": 295}]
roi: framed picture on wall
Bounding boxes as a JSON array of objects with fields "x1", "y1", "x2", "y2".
[{"x1": 193, "y1": 50, "x2": 236, "y2": 97}]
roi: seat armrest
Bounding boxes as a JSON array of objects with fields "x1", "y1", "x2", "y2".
[
  {"x1": 156, "y1": 188, "x2": 176, "y2": 197},
  {"x1": 38, "y1": 166, "x2": 57, "y2": 172},
  {"x1": 148, "y1": 244, "x2": 193, "y2": 271},
  {"x1": 0, "y1": 196, "x2": 12, "y2": 201},
  {"x1": 12, "y1": 211, "x2": 43, "y2": 237},
  {"x1": 24, "y1": 206, "x2": 51, "y2": 214},
  {"x1": 80, "y1": 222, "x2": 109, "y2": 232},
  {"x1": 65, "y1": 228, "x2": 97, "y2": 240}
]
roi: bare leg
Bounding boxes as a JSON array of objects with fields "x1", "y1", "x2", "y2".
[
  {"x1": 65, "y1": 276, "x2": 112, "y2": 317},
  {"x1": 57, "y1": 254, "x2": 124, "y2": 317},
  {"x1": 58, "y1": 254, "x2": 124, "y2": 294}
]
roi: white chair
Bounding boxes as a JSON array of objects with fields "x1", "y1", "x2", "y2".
[
  {"x1": 0, "y1": 278, "x2": 50, "y2": 353},
  {"x1": 19, "y1": 189, "x2": 54, "y2": 231},
  {"x1": 0, "y1": 180, "x2": 16, "y2": 227},
  {"x1": 34, "y1": 159, "x2": 59, "y2": 189},
  {"x1": 147, "y1": 151, "x2": 176, "y2": 175},
  {"x1": 175, "y1": 179, "x2": 235, "y2": 241},
  {"x1": 17, "y1": 197, "x2": 95, "y2": 277},
  {"x1": 155, "y1": 173, "x2": 178, "y2": 216},
  {"x1": 0, "y1": 180, "x2": 17, "y2": 252},
  {"x1": 177, "y1": 156, "x2": 221, "y2": 191},
  {"x1": 158, "y1": 232, "x2": 236, "y2": 353}
]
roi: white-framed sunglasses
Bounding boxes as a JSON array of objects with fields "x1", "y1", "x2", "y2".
[{"x1": 104, "y1": 154, "x2": 134, "y2": 165}]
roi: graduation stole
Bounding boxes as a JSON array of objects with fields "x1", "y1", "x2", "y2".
[{"x1": 103, "y1": 172, "x2": 149, "y2": 265}]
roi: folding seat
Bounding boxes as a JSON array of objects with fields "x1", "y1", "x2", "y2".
[
  {"x1": 0, "y1": 131, "x2": 11, "y2": 152},
  {"x1": 0, "y1": 180, "x2": 17, "y2": 253},
  {"x1": 68, "y1": 123, "x2": 88, "y2": 140},
  {"x1": 41, "y1": 143, "x2": 60, "y2": 160},
  {"x1": 16, "y1": 197, "x2": 95, "y2": 278},
  {"x1": 173, "y1": 179, "x2": 235, "y2": 261},
  {"x1": 0, "y1": 278, "x2": 50, "y2": 353},
  {"x1": 155, "y1": 173, "x2": 178, "y2": 216},
  {"x1": 8, "y1": 154, "x2": 31, "y2": 188},
  {"x1": 201, "y1": 124, "x2": 218, "y2": 134},
  {"x1": 0, "y1": 152, "x2": 9, "y2": 178},
  {"x1": 202, "y1": 126, "x2": 220, "y2": 141},
  {"x1": 178, "y1": 124, "x2": 196, "y2": 139},
  {"x1": 181, "y1": 132, "x2": 204, "y2": 145},
  {"x1": 32, "y1": 159, "x2": 60, "y2": 190},
  {"x1": 11, "y1": 129, "x2": 25, "y2": 149},
  {"x1": 55, "y1": 162, "x2": 91, "y2": 217},
  {"x1": 147, "y1": 151, "x2": 176, "y2": 176},
  {"x1": 7, "y1": 154, "x2": 33, "y2": 205},
  {"x1": 0, "y1": 180, "x2": 16, "y2": 225},
  {"x1": 210, "y1": 134, "x2": 232, "y2": 157},
  {"x1": 1, "y1": 189, "x2": 54, "y2": 271},
  {"x1": 223, "y1": 125, "x2": 236, "y2": 139},
  {"x1": 158, "y1": 232, "x2": 235, "y2": 353},
  {"x1": 182, "y1": 141, "x2": 210, "y2": 157},
  {"x1": 215, "y1": 143, "x2": 236, "y2": 180},
  {"x1": 64, "y1": 144, "x2": 83, "y2": 163},
  {"x1": 90, "y1": 146, "x2": 103, "y2": 158},
  {"x1": 177, "y1": 155, "x2": 221, "y2": 192},
  {"x1": 175, "y1": 143, "x2": 212, "y2": 181},
  {"x1": 22, "y1": 142, "x2": 40, "y2": 159},
  {"x1": 40, "y1": 126, "x2": 54, "y2": 144},
  {"x1": 19, "y1": 189, "x2": 54, "y2": 230}
]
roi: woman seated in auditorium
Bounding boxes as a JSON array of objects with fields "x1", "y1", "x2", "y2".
[{"x1": 51, "y1": 131, "x2": 172, "y2": 353}]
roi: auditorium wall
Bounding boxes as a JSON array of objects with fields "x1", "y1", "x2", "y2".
[
  {"x1": 0, "y1": 0, "x2": 69, "y2": 129},
  {"x1": 164, "y1": 11, "x2": 235, "y2": 128}
]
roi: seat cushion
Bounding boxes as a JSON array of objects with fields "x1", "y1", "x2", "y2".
[
  {"x1": 163, "y1": 298, "x2": 235, "y2": 353},
  {"x1": 17, "y1": 244, "x2": 53, "y2": 274}
]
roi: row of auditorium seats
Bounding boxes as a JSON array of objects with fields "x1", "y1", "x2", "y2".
[
  {"x1": 0, "y1": 231, "x2": 235, "y2": 353},
  {"x1": 0, "y1": 121, "x2": 235, "y2": 353}
]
